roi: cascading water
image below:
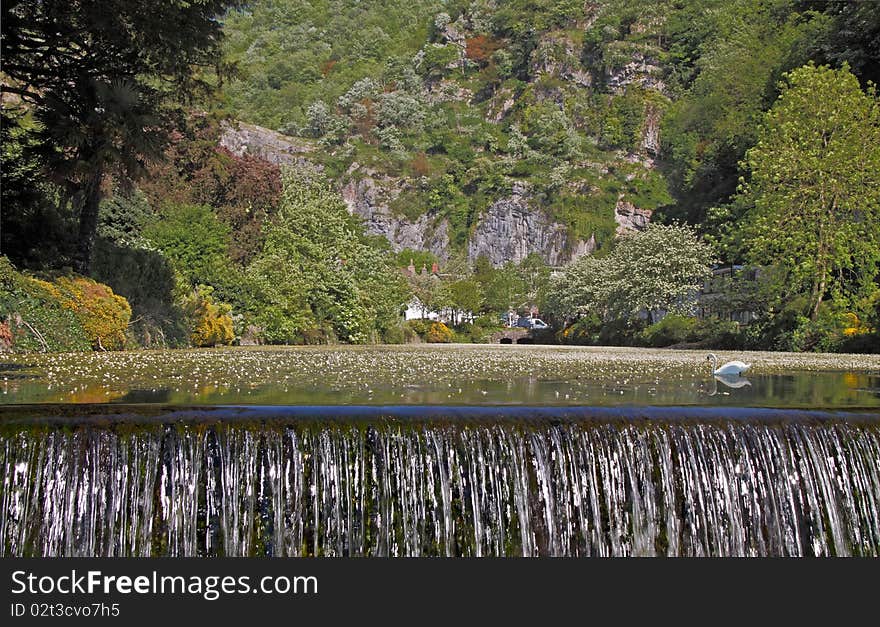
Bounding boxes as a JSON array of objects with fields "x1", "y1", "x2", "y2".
[{"x1": 2, "y1": 415, "x2": 879, "y2": 557}]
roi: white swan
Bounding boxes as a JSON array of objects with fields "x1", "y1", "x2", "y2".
[{"x1": 707, "y1": 353, "x2": 751, "y2": 376}]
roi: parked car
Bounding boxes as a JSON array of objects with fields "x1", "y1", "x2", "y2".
[{"x1": 515, "y1": 317, "x2": 549, "y2": 330}]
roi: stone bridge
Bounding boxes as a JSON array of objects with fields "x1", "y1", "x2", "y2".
[{"x1": 489, "y1": 328, "x2": 534, "y2": 344}]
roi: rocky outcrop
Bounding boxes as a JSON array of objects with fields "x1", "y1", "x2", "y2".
[
  {"x1": 218, "y1": 120, "x2": 651, "y2": 267},
  {"x1": 468, "y1": 184, "x2": 596, "y2": 267},
  {"x1": 220, "y1": 121, "x2": 314, "y2": 166},
  {"x1": 614, "y1": 199, "x2": 652, "y2": 235},
  {"x1": 485, "y1": 87, "x2": 515, "y2": 122},
  {"x1": 340, "y1": 167, "x2": 450, "y2": 260},
  {"x1": 530, "y1": 32, "x2": 592, "y2": 88},
  {"x1": 605, "y1": 49, "x2": 665, "y2": 93},
  {"x1": 642, "y1": 105, "x2": 661, "y2": 155},
  {"x1": 424, "y1": 79, "x2": 474, "y2": 105}
]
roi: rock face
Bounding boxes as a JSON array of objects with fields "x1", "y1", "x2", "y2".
[
  {"x1": 642, "y1": 105, "x2": 661, "y2": 155},
  {"x1": 424, "y1": 79, "x2": 473, "y2": 105},
  {"x1": 485, "y1": 87, "x2": 515, "y2": 122},
  {"x1": 614, "y1": 199, "x2": 653, "y2": 235},
  {"x1": 468, "y1": 185, "x2": 596, "y2": 267},
  {"x1": 530, "y1": 32, "x2": 592, "y2": 88},
  {"x1": 604, "y1": 48, "x2": 666, "y2": 94},
  {"x1": 340, "y1": 168, "x2": 450, "y2": 260},
  {"x1": 220, "y1": 121, "x2": 313, "y2": 166},
  {"x1": 218, "y1": 120, "x2": 654, "y2": 268}
]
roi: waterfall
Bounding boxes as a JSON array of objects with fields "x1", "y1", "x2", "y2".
[{"x1": 2, "y1": 418, "x2": 879, "y2": 557}]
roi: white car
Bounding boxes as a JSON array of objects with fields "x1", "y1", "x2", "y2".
[
  {"x1": 515, "y1": 317, "x2": 550, "y2": 330},
  {"x1": 528, "y1": 318, "x2": 550, "y2": 330}
]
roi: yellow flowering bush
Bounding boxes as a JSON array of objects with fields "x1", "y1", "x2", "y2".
[
  {"x1": 426, "y1": 321, "x2": 453, "y2": 343},
  {"x1": 185, "y1": 285, "x2": 234, "y2": 347},
  {"x1": 49, "y1": 276, "x2": 132, "y2": 350},
  {"x1": 841, "y1": 312, "x2": 870, "y2": 337}
]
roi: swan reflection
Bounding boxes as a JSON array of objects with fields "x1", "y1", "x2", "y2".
[{"x1": 708, "y1": 374, "x2": 752, "y2": 396}]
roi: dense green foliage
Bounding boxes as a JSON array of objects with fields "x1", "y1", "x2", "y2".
[
  {"x1": 1, "y1": 0, "x2": 234, "y2": 272},
  {"x1": 4, "y1": 0, "x2": 880, "y2": 352},
  {"x1": 219, "y1": 0, "x2": 685, "y2": 251},
  {"x1": 737, "y1": 64, "x2": 880, "y2": 320},
  {"x1": 222, "y1": 0, "x2": 442, "y2": 130},
  {"x1": 245, "y1": 169, "x2": 409, "y2": 343}
]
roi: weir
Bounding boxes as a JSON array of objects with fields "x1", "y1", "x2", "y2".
[{"x1": 2, "y1": 405, "x2": 878, "y2": 557}]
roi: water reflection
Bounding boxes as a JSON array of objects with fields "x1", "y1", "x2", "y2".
[
  {"x1": 1, "y1": 371, "x2": 877, "y2": 408},
  {"x1": 2, "y1": 348, "x2": 879, "y2": 408},
  {"x1": 707, "y1": 374, "x2": 751, "y2": 396}
]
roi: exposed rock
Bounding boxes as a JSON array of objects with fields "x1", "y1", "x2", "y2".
[
  {"x1": 605, "y1": 49, "x2": 665, "y2": 93},
  {"x1": 340, "y1": 169, "x2": 450, "y2": 260},
  {"x1": 614, "y1": 199, "x2": 652, "y2": 235},
  {"x1": 642, "y1": 104, "x2": 661, "y2": 155},
  {"x1": 485, "y1": 88, "x2": 515, "y2": 123},
  {"x1": 580, "y1": 2, "x2": 603, "y2": 29},
  {"x1": 219, "y1": 120, "x2": 647, "y2": 268},
  {"x1": 435, "y1": 19, "x2": 468, "y2": 70},
  {"x1": 220, "y1": 121, "x2": 314, "y2": 166},
  {"x1": 530, "y1": 32, "x2": 592, "y2": 88},
  {"x1": 468, "y1": 185, "x2": 596, "y2": 267},
  {"x1": 441, "y1": 21, "x2": 467, "y2": 49}
]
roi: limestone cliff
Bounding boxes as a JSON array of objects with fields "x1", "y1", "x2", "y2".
[
  {"x1": 219, "y1": 120, "x2": 653, "y2": 267},
  {"x1": 340, "y1": 166, "x2": 451, "y2": 260},
  {"x1": 467, "y1": 183, "x2": 596, "y2": 267}
]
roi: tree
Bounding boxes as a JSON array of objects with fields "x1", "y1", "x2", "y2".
[
  {"x1": 1, "y1": 0, "x2": 233, "y2": 273},
  {"x1": 144, "y1": 204, "x2": 232, "y2": 289},
  {"x1": 659, "y1": 0, "x2": 830, "y2": 224},
  {"x1": 448, "y1": 279, "x2": 484, "y2": 324},
  {"x1": 517, "y1": 253, "x2": 552, "y2": 311},
  {"x1": 546, "y1": 254, "x2": 615, "y2": 321},
  {"x1": 247, "y1": 168, "x2": 408, "y2": 343},
  {"x1": 738, "y1": 63, "x2": 880, "y2": 319},
  {"x1": 408, "y1": 270, "x2": 444, "y2": 316},
  {"x1": 548, "y1": 223, "x2": 715, "y2": 323}
]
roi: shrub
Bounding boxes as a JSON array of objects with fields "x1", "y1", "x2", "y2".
[
  {"x1": 382, "y1": 324, "x2": 406, "y2": 344},
  {"x1": 40, "y1": 275, "x2": 131, "y2": 350},
  {"x1": 695, "y1": 318, "x2": 744, "y2": 349},
  {"x1": 426, "y1": 321, "x2": 453, "y2": 343},
  {"x1": 0, "y1": 320, "x2": 13, "y2": 351},
  {"x1": 639, "y1": 315, "x2": 700, "y2": 347},
  {"x1": 559, "y1": 315, "x2": 602, "y2": 345},
  {"x1": 92, "y1": 238, "x2": 189, "y2": 348},
  {"x1": 405, "y1": 319, "x2": 429, "y2": 337},
  {"x1": 184, "y1": 285, "x2": 234, "y2": 347},
  {"x1": 836, "y1": 332, "x2": 880, "y2": 354},
  {"x1": 0, "y1": 257, "x2": 91, "y2": 352}
]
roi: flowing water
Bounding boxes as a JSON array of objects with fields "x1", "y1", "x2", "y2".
[
  {"x1": 3, "y1": 346, "x2": 879, "y2": 557},
  {"x1": 3, "y1": 409, "x2": 879, "y2": 557}
]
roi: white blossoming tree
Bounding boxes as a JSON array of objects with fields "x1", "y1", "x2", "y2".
[{"x1": 550, "y1": 223, "x2": 716, "y2": 324}]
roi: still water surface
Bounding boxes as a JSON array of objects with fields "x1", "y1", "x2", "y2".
[{"x1": 1, "y1": 345, "x2": 878, "y2": 409}]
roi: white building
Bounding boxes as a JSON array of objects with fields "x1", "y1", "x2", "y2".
[{"x1": 404, "y1": 297, "x2": 475, "y2": 325}]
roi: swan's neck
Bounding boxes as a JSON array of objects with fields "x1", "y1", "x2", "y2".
[{"x1": 709, "y1": 354, "x2": 717, "y2": 370}]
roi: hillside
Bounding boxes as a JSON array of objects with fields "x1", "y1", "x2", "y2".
[
  {"x1": 219, "y1": 0, "x2": 677, "y2": 265},
  {"x1": 217, "y1": 0, "x2": 877, "y2": 266},
  {"x1": 3, "y1": 0, "x2": 878, "y2": 352}
]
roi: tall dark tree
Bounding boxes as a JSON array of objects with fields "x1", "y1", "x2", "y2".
[{"x1": 1, "y1": 0, "x2": 233, "y2": 273}]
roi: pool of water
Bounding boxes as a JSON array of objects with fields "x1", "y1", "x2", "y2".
[
  {"x1": 3, "y1": 345, "x2": 879, "y2": 558},
  {"x1": 1, "y1": 345, "x2": 879, "y2": 409}
]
